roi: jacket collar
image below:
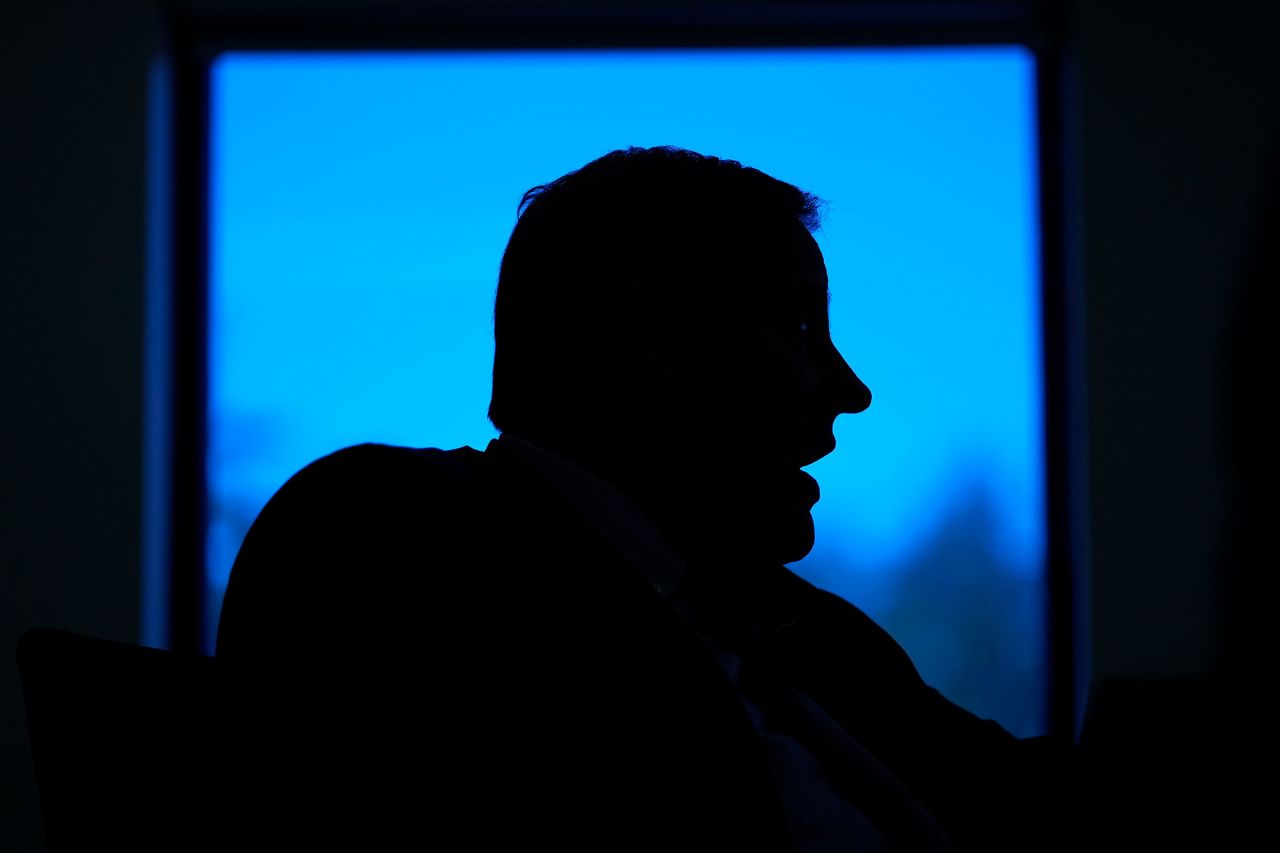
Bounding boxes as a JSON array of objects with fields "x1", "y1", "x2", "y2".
[
  {"x1": 482, "y1": 433, "x2": 813, "y2": 634},
  {"x1": 490, "y1": 433, "x2": 686, "y2": 597}
]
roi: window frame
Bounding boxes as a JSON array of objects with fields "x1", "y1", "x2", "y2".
[{"x1": 152, "y1": 0, "x2": 1085, "y2": 739}]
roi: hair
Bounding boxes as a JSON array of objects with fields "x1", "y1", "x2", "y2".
[{"x1": 487, "y1": 145, "x2": 824, "y2": 440}]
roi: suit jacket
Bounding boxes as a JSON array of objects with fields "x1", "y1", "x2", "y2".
[{"x1": 216, "y1": 438, "x2": 1071, "y2": 851}]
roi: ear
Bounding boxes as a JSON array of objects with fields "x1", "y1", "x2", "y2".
[
  {"x1": 612, "y1": 280, "x2": 692, "y2": 382},
  {"x1": 628, "y1": 316, "x2": 696, "y2": 392}
]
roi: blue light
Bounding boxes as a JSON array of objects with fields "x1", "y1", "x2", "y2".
[{"x1": 209, "y1": 47, "x2": 1043, "y2": 734}]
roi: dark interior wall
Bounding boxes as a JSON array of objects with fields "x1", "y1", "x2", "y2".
[
  {"x1": 2, "y1": 2, "x2": 156, "y2": 849},
  {"x1": 1075, "y1": 0, "x2": 1279, "y2": 679},
  {"x1": 1, "y1": 1, "x2": 1275, "y2": 849}
]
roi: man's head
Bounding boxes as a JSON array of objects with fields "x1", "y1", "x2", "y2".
[{"x1": 489, "y1": 146, "x2": 870, "y2": 568}]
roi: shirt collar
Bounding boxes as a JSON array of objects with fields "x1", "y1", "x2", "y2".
[{"x1": 496, "y1": 432, "x2": 686, "y2": 597}]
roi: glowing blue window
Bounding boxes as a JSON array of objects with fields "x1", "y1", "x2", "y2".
[{"x1": 209, "y1": 47, "x2": 1044, "y2": 735}]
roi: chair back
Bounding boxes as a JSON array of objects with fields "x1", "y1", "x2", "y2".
[{"x1": 17, "y1": 628, "x2": 232, "y2": 852}]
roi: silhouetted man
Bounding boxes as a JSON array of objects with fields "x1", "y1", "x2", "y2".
[{"x1": 217, "y1": 147, "x2": 1068, "y2": 851}]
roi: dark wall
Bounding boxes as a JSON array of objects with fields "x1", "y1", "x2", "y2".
[
  {"x1": 1075, "y1": 0, "x2": 1279, "y2": 680},
  {"x1": 2, "y1": 0, "x2": 1276, "y2": 849},
  {"x1": 2, "y1": 2, "x2": 156, "y2": 850}
]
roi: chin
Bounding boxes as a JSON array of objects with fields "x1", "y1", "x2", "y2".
[
  {"x1": 770, "y1": 509, "x2": 816, "y2": 565},
  {"x1": 694, "y1": 491, "x2": 815, "y2": 567}
]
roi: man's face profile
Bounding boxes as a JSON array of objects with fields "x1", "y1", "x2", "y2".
[
  {"x1": 490, "y1": 148, "x2": 871, "y2": 573},
  {"x1": 612, "y1": 223, "x2": 872, "y2": 569}
]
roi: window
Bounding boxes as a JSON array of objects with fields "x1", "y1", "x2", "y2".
[{"x1": 204, "y1": 46, "x2": 1046, "y2": 735}]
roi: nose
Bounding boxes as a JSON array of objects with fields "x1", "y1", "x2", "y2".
[{"x1": 828, "y1": 346, "x2": 871, "y2": 415}]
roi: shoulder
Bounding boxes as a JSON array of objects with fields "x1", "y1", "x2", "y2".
[
  {"x1": 278, "y1": 442, "x2": 483, "y2": 494},
  {"x1": 256, "y1": 443, "x2": 490, "y2": 524},
  {"x1": 244, "y1": 441, "x2": 495, "y2": 555},
  {"x1": 216, "y1": 442, "x2": 488, "y2": 656}
]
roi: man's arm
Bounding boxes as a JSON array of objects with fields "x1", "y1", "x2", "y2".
[{"x1": 763, "y1": 569, "x2": 1076, "y2": 851}]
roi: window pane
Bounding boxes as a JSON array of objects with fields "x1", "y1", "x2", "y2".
[{"x1": 209, "y1": 47, "x2": 1044, "y2": 735}]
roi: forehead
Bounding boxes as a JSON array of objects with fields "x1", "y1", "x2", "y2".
[{"x1": 738, "y1": 223, "x2": 829, "y2": 310}]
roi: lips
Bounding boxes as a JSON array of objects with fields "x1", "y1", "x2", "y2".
[
  {"x1": 793, "y1": 469, "x2": 820, "y2": 506},
  {"x1": 796, "y1": 437, "x2": 837, "y2": 469}
]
